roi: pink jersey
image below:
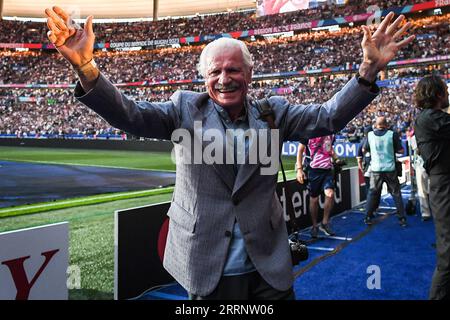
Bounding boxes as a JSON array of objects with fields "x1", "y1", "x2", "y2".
[{"x1": 308, "y1": 135, "x2": 334, "y2": 169}]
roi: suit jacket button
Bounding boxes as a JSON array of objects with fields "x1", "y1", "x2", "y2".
[{"x1": 225, "y1": 231, "x2": 232, "y2": 237}]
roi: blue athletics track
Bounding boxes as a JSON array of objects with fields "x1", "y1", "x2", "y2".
[
  {"x1": 0, "y1": 160, "x2": 175, "y2": 208},
  {"x1": 137, "y1": 185, "x2": 436, "y2": 300}
]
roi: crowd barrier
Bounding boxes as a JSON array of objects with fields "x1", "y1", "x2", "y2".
[{"x1": 283, "y1": 140, "x2": 410, "y2": 157}]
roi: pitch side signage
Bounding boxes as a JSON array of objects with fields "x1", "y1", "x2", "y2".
[
  {"x1": 0, "y1": 222, "x2": 69, "y2": 300},
  {"x1": 282, "y1": 141, "x2": 360, "y2": 157}
]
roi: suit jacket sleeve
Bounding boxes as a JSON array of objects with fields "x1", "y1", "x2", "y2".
[
  {"x1": 276, "y1": 77, "x2": 378, "y2": 141},
  {"x1": 74, "y1": 73, "x2": 181, "y2": 140}
]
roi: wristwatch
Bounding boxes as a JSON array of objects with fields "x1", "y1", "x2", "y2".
[{"x1": 356, "y1": 73, "x2": 379, "y2": 93}]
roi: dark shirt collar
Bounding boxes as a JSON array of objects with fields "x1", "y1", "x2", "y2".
[{"x1": 213, "y1": 101, "x2": 248, "y2": 124}]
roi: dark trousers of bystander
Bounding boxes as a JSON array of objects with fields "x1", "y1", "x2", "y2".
[
  {"x1": 366, "y1": 171, "x2": 406, "y2": 217},
  {"x1": 364, "y1": 176, "x2": 371, "y2": 201},
  {"x1": 429, "y1": 174, "x2": 450, "y2": 300}
]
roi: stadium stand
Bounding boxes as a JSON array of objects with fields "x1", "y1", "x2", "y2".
[
  {"x1": 0, "y1": 0, "x2": 426, "y2": 43},
  {"x1": 0, "y1": 1, "x2": 449, "y2": 140}
]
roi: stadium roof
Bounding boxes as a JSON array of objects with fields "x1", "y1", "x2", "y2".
[{"x1": 1, "y1": 0, "x2": 256, "y2": 19}]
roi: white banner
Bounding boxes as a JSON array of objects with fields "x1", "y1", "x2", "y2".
[{"x1": 0, "y1": 222, "x2": 69, "y2": 300}]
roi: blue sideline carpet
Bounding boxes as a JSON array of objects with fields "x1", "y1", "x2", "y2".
[
  {"x1": 139, "y1": 185, "x2": 436, "y2": 300},
  {"x1": 0, "y1": 160, "x2": 176, "y2": 208}
]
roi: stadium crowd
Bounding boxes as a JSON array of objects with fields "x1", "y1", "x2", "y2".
[
  {"x1": 2, "y1": 64, "x2": 448, "y2": 140},
  {"x1": 0, "y1": 88, "x2": 120, "y2": 138},
  {"x1": 0, "y1": 0, "x2": 425, "y2": 43},
  {"x1": 1, "y1": 3, "x2": 449, "y2": 142},
  {"x1": 1, "y1": 14, "x2": 449, "y2": 85}
]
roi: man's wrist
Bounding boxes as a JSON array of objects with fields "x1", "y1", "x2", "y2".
[
  {"x1": 356, "y1": 72, "x2": 379, "y2": 93},
  {"x1": 73, "y1": 58, "x2": 96, "y2": 70},
  {"x1": 73, "y1": 59, "x2": 98, "y2": 76},
  {"x1": 358, "y1": 61, "x2": 379, "y2": 83},
  {"x1": 73, "y1": 59, "x2": 100, "y2": 92}
]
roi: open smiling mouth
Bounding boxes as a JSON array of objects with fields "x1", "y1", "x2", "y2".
[
  {"x1": 215, "y1": 85, "x2": 239, "y2": 93},
  {"x1": 218, "y1": 88, "x2": 237, "y2": 93}
]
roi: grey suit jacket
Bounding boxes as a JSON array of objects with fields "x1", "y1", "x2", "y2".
[{"x1": 75, "y1": 74, "x2": 378, "y2": 296}]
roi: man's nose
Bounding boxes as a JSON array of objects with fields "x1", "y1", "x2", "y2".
[{"x1": 218, "y1": 72, "x2": 231, "y2": 85}]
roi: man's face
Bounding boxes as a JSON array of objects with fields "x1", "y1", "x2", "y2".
[{"x1": 205, "y1": 47, "x2": 252, "y2": 110}]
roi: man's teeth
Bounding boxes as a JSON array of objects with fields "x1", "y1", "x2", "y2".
[{"x1": 218, "y1": 88, "x2": 237, "y2": 93}]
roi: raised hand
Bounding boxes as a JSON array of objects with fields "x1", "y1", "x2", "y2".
[
  {"x1": 45, "y1": 6, "x2": 95, "y2": 68},
  {"x1": 359, "y1": 12, "x2": 415, "y2": 82}
]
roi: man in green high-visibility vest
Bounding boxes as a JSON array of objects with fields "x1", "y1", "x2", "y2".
[{"x1": 362, "y1": 116, "x2": 406, "y2": 227}]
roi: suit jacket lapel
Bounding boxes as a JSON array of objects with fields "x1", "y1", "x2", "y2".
[
  {"x1": 188, "y1": 96, "x2": 236, "y2": 192},
  {"x1": 232, "y1": 99, "x2": 271, "y2": 197}
]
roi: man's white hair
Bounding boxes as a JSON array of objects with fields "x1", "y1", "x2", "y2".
[{"x1": 197, "y1": 38, "x2": 254, "y2": 78}]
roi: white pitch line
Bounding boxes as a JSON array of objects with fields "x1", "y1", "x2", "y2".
[
  {"x1": 299, "y1": 233, "x2": 352, "y2": 241},
  {"x1": 376, "y1": 212, "x2": 392, "y2": 216},
  {"x1": 306, "y1": 246, "x2": 335, "y2": 252},
  {"x1": 320, "y1": 235, "x2": 352, "y2": 241},
  {"x1": 0, "y1": 188, "x2": 173, "y2": 213}
]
